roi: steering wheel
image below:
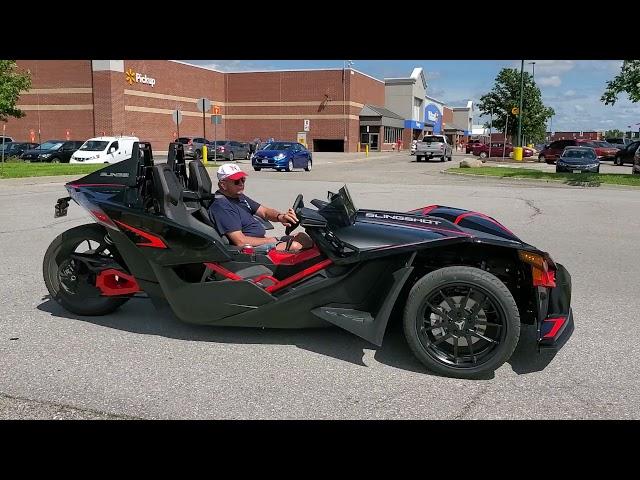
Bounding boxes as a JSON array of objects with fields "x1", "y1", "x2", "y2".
[{"x1": 285, "y1": 194, "x2": 303, "y2": 235}]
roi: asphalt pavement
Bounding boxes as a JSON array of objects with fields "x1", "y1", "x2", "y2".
[{"x1": 1, "y1": 151, "x2": 638, "y2": 419}]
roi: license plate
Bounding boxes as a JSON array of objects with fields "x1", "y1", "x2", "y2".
[
  {"x1": 573, "y1": 169, "x2": 581, "y2": 174},
  {"x1": 261, "y1": 159, "x2": 267, "y2": 164}
]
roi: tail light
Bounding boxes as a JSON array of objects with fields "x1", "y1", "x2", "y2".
[
  {"x1": 218, "y1": 146, "x2": 225, "y2": 152},
  {"x1": 519, "y1": 250, "x2": 556, "y2": 287},
  {"x1": 187, "y1": 139, "x2": 193, "y2": 145}
]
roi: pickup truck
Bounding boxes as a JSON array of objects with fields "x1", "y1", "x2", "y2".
[{"x1": 413, "y1": 135, "x2": 452, "y2": 162}]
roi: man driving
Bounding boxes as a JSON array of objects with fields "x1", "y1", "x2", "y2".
[{"x1": 209, "y1": 163, "x2": 313, "y2": 252}]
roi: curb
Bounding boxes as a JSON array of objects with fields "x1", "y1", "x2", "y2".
[{"x1": 441, "y1": 169, "x2": 640, "y2": 190}]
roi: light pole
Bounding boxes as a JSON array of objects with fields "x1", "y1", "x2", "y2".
[
  {"x1": 514, "y1": 60, "x2": 525, "y2": 160},
  {"x1": 343, "y1": 60, "x2": 354, "y2": 152},
  {"x1": 528, "y1": 61, "x2": 536, "y2": 82}
]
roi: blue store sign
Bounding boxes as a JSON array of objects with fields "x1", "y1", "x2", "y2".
[{"x1": 425, "y1": 103, "x2": 443, "y2": 134}]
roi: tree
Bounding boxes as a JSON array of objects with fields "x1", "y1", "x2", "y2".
[
  {"x1": 604, "y1": 129, "x2": 624, "y2": 138},
  {"x1": 477, "y1": 68, "x2": 554, "y2": 144},
  {"x1": 0, "y1": 60, "x2": 32, "y2": 123},
  {"x1": 601, "y1": 60, "x2": 640, "y2": 105}
]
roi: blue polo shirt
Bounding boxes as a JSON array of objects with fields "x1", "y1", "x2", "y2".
[{"x1": 208, "y1": 191, "x2": 266, "y2": 238}]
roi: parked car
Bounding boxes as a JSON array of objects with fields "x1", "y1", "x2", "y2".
[
  {"x1": 251, "y1": 141, "x2": 312, "y2": 172},
  {"x1": 0, "y1": 135, "x2": 15, "y2": 144},
  {"x1": 465, "y1": 140, "x2": 485, "y2": 154},
  {"x1": 613, "y1": 140, "x2": 640, "y2": 166},
  {"x1": 591, "y1": 141, "x2": 619, "y2": 161},
  {"x1": 605, "y1": 137, "x2": 631, "y2": 149},
  {"x1": 556, "y1": 147, "x2": 600, "y2": 173},
  {"x1": 0, "y1": 142, "x2": 39, "y2": 158},
  {"x1": 539, "y1": 139, "x2": 615, "y2": 164},
  {"x1": 20, "y1": 140, "x2": 84, "y2": 163},
  {"x1": 174, "y1": 136, "x2": 210, "y2": 160},
  {"x1": 209, "y1": 140, "x2": 251, "y2": 161},
  {"x1": 70, "y1": 136, "x2": 139, "y2": 164},
  {"x1": 473, "y1": 143, "x2": 534, "y2": 159},
  {"x1": 634, "y1": 146, "x2": 640, "y2": 175},
  {"x1": 414, "y1": 135, "x2": 452, "y2": 162}
]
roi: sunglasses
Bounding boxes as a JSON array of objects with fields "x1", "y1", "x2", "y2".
[{"x1": 231, "y1": 177, "x2": 246, "y2": 186}]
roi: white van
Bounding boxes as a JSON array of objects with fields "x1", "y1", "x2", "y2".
[{"x1": 70, "y1": 136, "x2": 139, "y2": 164}]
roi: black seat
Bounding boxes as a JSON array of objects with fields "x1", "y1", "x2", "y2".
[
  {"x1": 151, "y1": 163, "x2": 230, "y2": 246},
  {"x1": 188, "y1": 160, "x2": 213, "y2": 203},
  {"x1": 167, "y1": 142, "x2": 188, "y2": 188}
]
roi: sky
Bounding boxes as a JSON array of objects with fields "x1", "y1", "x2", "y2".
[{"x1": 183, "y1": 60, "x2": 640, "y2": 134}]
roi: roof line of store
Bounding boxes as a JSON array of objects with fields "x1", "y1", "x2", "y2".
[{"x1": 173, "y1": 61, "x2": 385, "y2": 84}]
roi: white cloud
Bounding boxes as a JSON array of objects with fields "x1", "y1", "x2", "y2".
[
  {"x1": 538, "y1": 76, "x2": 562, "y2": 87},
  {"x1": 425, "y1": 71, "x2": 441, "y2": 80},
  {"x1": 574, "y1": 105, "x2": 584, "y2": 112},
  {"x1": 564, "y1": 90, "x2": 576, "y2": 97},
  {"x1": 529, "y1": 60, "x2": 576, "y2": 76}
]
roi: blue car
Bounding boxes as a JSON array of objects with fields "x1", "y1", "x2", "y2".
[{"x1": 251, "y1": 141, "x2": 312, "y2": 172}]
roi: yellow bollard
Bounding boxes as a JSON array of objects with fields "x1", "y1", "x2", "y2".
[
  {"x1": 513, "y1": 146, "x2": 523, "y2": 161},
  {"x1": 202, "y1": 144, "x2": 208, "y2": 165},
  {"x1": 365, "y1": 144, "x2": 369, "y2": 157}
]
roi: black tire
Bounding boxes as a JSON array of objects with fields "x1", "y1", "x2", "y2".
[
  {"x1": 43, "y1": 224, "x2": 129, "y2": 316},
  {"x1": 448, "y1": 155, "x2": 452, "y2": 161},
  {"x1": 416, "y1": 155, "x2": 423, "y2": 162},
  {"x1": 229, "y1": 152, "x2": 234, "y2": 162},
  {"x1": 304, "y1": 158, "x2": 312, "y2": 171},
  {"x1": 596, "y1": 166, "x2": 600, "y2": 174},
  {"x1": 286, "y1": 159, "x2": 294, "y2": 172},
  {"x1": 245, "y1": 151, "x2": 250, "y2": 160},
  {"x1": 51, "y1": 157, "x2": 60, "y2": 164},
  {"x1": 253, "y1": 167, "x2": 261, "y2": 171},
  {"x1": 615, "y1": 156, "x2": 622, "y2": 166},
  {"x1": 440, "y1": 156, "x2": 446, "y2": 162},
  {"x1": 403, "y1": 266, "x2": 520, "y2": 379},
  {"x1": 538, "y1": 154, "x2": 545, "y2": 163}
]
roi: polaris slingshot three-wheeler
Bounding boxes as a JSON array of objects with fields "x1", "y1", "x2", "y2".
[{"x1": 43, "y1": 142, "x2": 574, "y2": 378}]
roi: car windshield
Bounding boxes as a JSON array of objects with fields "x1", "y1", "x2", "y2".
[
  {"x1": 563, "y1": 149, "x2": 596, "y2": 159},
  {"x1": 318, "y1": 185, "x2": 357, "y2": 228},
  {"x1": 209, "y1": 140, "x2": 228, "y2": 145},
  {"x1": 79, "y1": 141, "x2": 109, "y2": 151},
  {"x1": 594, "y1": 141, "x2": 613, "y2": 147},
  {"x1": 263, "y1": 142, "x2": 293, "y2": 150},
  {"x1": 0, "y1": 142, "x2": 14, "y2": 151},
  {"x1": 422, "y1": 136, "x2": 445, "y2": 143},
  {"x1": 38, "y1": 142, "x2": 63, "y2": 150}
]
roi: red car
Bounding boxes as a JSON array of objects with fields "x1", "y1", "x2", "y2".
[
  {"x1": 473, "y1": 142, "x2": 534, "y2": 159},
  {"x1": 538, "y1": 139, "x2": 618, "y2": 164},
  {"x1": 466, "y1": 141, "x2": 485, "y2": 154}
]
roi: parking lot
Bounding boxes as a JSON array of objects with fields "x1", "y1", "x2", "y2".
[{"x1": 1, "y1": 151, "x2": 639, "y2": 419}]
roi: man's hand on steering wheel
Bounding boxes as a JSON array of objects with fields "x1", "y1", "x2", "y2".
[
  {"x1": 285, "y1": 194, "x2": 303, "y2": 235},
  {"x1": 277, "y1": 208, "x2": 298, "y2": 227}
]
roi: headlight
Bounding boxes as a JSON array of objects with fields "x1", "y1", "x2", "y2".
[
  {"x1": 274, "y1": 153, "x2": 286, "y2": 160},
  {"x1": 39, "y1": 153, "x2": 51, "y2": 158}
]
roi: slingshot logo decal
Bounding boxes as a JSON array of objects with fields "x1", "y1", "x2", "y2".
[{"x1": 365, "y1": 212, "x2": 442, "y2": 225}]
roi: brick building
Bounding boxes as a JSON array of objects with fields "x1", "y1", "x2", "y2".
[{"x1": 5, "y1": 60, "x2": 385, "y2": 154}]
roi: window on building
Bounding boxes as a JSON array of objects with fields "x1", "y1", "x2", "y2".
[{"x1": 384, "y1": 127, "x2": 402, "y2": 143}]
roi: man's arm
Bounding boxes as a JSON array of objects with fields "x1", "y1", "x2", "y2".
[
  {"x1": 226, "y1": 230, "x2": 278, "y2": 247},
  {"x1": 256, "y1": 204, "x2": 297, "y2": 226}
]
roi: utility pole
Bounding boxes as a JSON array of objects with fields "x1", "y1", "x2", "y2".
[{"x1": 514, "y1": 60, "x2": 525, "y2": 160}]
